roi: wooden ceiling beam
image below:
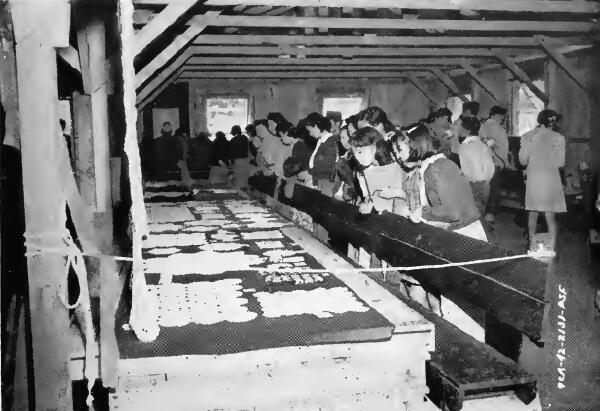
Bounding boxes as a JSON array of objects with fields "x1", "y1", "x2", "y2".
[
  {"x1": 460, "y1": 59, "x2": 502, "y2": 103},
  {"x1": 535, "y1": 35, "x2": 589, "y2": 93},
  {"x1": 203, "y1": 0, "x2": 600, "y2": 14},
  {"x1": 185, "y1": 45, "x2": 528, "y2": 57},
  {"x1": 178, "y1": 70, "x2": 430, "y2": 78},
  {"x1": 138, "y1": 67, "x2": 185, "y2": 110},
  {"x1": 495, "y1": 52, "x2": 549, "y2": 105},
  {"x1": 133, "y1": 9, "x2": 157, "y2": 25},
  {"x1": 430, "y1": 67, "x2": 467, "y2": 101},
  {"x1": 189, "y1": 14, "x2": 595, "y2": 32},
  {"x1": 182, "y1": 65, "x2": 437, "y2": 71},
  {"x1": 136, "y1": 48, "x2": 192, "y2": 104},
  {"x1": 185, "y1": 56, "x2": 491, "y2": 65},
  {"x1": 57, "y1": 45, "x2": 81, "y2": 74},
  {"x1": 192, "y1": 34, "x2": 586, "y2": 47},
  {"x1": 407, "y1": 74, "x2": 443, "y2": 106},
  {"x1": 134, "y1": 0, "x2": 197, "y2": 56},
  {"x1": 136, "y1": 11, "x2": 221, "y2": 89}
]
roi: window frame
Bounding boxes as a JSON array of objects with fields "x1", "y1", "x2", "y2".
[
  {"x1": 318, "y1": 90, "x2": 367, "y2": 121},
  {"x1": 202, "y1": 93, "x2": 253, "y2": 137}
]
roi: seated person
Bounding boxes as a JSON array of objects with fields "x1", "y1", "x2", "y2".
[
  {"x1": 391, "y1": 124, "x2": 488, "y2": 242},
  {"x1": 458, "y1": 116, "x2": 495, "y2": 215},
  {"x1": 348, "y1": 127, "x2": 408, "y2": 215},
  {"x1": 305, "y1": 112, "x2": 339, "y2": 196}
]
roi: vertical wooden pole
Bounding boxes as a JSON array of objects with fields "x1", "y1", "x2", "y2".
[
  {"x1": 11, "y1": 0, "x2": 73, "y2": 409},
  {"x1": 0, "y1": 13, "x2": 20, "y2": 149}
]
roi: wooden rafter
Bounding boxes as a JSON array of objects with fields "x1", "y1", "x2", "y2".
[
  {"x1": 136, "y1": 48, "x2": 192, "y2": 104},
  {"x1": 203, "y1": 0, "x2": 600, "y2": 14},
  {"x1": 57, "y1": 45, "x2": 81, "y2": 73},
  {"x1": 495, "y1": 52, "x2": 549, "y2": 105},
  {"x1": 133, "y1": 9, "x2": 156, "y2": 25},
  {"x1": 183, "y1": 65, "x2": 451, "y2": 71},
  {"x1": 266, "y1": 6, "x2": 293, "y2": 15},
  {"x1": 189, "y1": 14, "x2": 594, "y2": 32},
  {"x1": 134, "y1": 0, "x2": 197, "y2": 56},
  {"x1": 460, "y1": 59, "x2": 502, "y2": 103},
  {"x1": 535, "y1": 35, "x2": 589, "y2": 93},
  {"x1": 185, "y1": 45, "x2": 529, "y2": 57},
  {"x1": 407, "y1": 74, "x2": 442, "y2": 106},
  {"x1": 138, "y1": 67, "x2": 185, "y2": 110},
  {"x1": 184, "y1": 56, "x2": 490, "y2": 66},
  {"x1": 178, "y1": 70, "x2": 430, "y2": 78},
  {"x1": 430, "y1": 67, "x2": 466, "y2": 101},
  {"x1": 192, "y1": 34, "x2": 586, "y2": 47},
  {"x1": 136, "y1": 11, "x2": 221, "y2": 88}
]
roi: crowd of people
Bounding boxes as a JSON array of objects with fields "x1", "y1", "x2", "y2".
[{"x1": 149, "y1": 101, "x2": 569, "y2": 257}]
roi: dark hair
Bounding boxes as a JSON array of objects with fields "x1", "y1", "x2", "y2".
[
  {"x1": 215, "y1": 131, "x2": 226, "y2": 140},
  {"x1": 462, "y1": 101, "x2": 480, "y2": 116},
  {"x1": 459, "y1": 115, "x2": 481, "y2": 135},
  {"x1": 349, "y1": 126, "x2": 382, "y2": 148},
  {"x1": 267, "y1": 112, "x2": 288, "y2": 126},
  {"x1": 163, "y1": 121, "x2": 171, "y2": 127},
  {"x1": 59, "y1": 118, "x2": 67, "y2": 131},
  {"x1": 326, "y1": 111, "x2": 342, "y2": 123},
  {"x1": 231, "y1": 125, "x2": 242, "y2": 136},
  {"x1": 489, "y1": 105, "x2": 507, "y2": 117},
  {"x1": 175, "y1": 127, "x2": 188, "y2": 137},
  {"x1": 406, "y1": 124, "x2": 430, "y2": 140},
  {"x1": 276, "y1": 121, "x2": 293, "y2": 136},
  {"x1": 0, "y1": 101, "x2": 5, "y2": 145},
  {"x1": 345, "y1": 114, "x2": 360, "y2": 131},
  {"x1": 305, "y1": 112, "x2": 331, "y2": 132},
  {"x1": 537, "y1": 109, "x2": 562, "y2": 128},
  {"x1": 358, "y1": 106, "x2": 395, "y2": 133},
  {"x1": 435, "y1": 107, "x2": 453, "y2": 123},
  {"x1": 245, "y1": 124, "x2": 256, "y2": 136}
]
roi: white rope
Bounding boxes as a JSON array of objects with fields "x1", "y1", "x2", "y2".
[{"x1": 24, "y1": 230, "x2": 133, "y2": 309}]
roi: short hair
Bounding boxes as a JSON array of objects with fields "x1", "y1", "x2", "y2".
[
  {"x1": 231, "y1": 125, "x2": 242, "y2": 135},
  {"x1": 215, "y1": 131, "x2": 226, "y2": 139},
  {"x1": 267, "y1": 112, "x2": 288, "y2": 126},
  {"x1": 349, "y1": 126, "x2": 382, "y2": 148},
  {"x1": 489, "y1": 105, "x2": 507, "y2": 117},
  {"x1": 459, "y1": 115, "x2": 481, "y2": 135},
  {"x1": 276, "y1": 121, "x2": 293, "y2": 136},
  {"x1": 304, "y1": 112, "x2": 331, "y2": 132},
  {"x1": 245, "y1": 124, "x2": 256, "y2": 136},
  {"x1": 537, "y1": 109, "x2": 562, "y2": 128},
  {"x1": 358, "y1": 106, "x2": 395, "y2": 133},
  {"x1": 326, "y1": 111, "x2": 342, "y2": 123},
  {"x1": 163, "y1": 121, "x2": 171, "y2": 127},
  {"x1": 435, "y1": 107, "x2": 453, "y2": 123},
  {"x1": 345, "y1": 114, "x2": 360, "y2": 131},
  {"x1": 406, "y1": 124, "x2": 430, "y2": 141},
  {"x1": 462, "y1": 101, "x2": 480, "y2": 116},
  {"x1": 59, "y1": 119, "x2": 67, "y2": 131}
]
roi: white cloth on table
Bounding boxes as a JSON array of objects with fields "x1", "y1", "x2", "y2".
[{"x1": 519, "y1": 128, "x2": 566, "y2": 213}]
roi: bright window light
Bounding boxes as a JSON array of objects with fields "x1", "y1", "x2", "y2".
[
  {"x1": 206, "y1": 97, "x2": 249, "y2": 140},
  {"x1": 514, "y1": 80, "x2": 545, "y2": 136},
  {"x1": 322, "y1": 97, "x2": 364, "y2": 121}
]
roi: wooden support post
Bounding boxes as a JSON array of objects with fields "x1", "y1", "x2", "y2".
[
  {"x1": 57, "y1": 46, "x2": 81, "y2": 74},
  {"x1": 0, "y1": 15, "x2": 20, "y2": 149},
  {"x1": 430, "y1": 68, "x2": 467, "y2": 102},
  {"x1": 11, "y1": 0, "x2": 73, "y2": 409},
  {"x1": 460, "y1": 60, "x2": 502, "y2": 103},
  {"x1": 496, "y1": 52, "x2": 549, "y2": 106}
]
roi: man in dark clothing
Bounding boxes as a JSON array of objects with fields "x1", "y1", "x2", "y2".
[
  {"x1": 212, "y1": 131, "x2": 231, "y2": 167},
  {"x1": 229, "y1": 125, "x2": 249, "y2": 161}
]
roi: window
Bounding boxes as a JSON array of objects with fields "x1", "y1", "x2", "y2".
[
  {"x1": 513, "y1": 80, "x2": 545, "y2": 136},
  {"x1": 205, "y1": 97, "x2": 250, "y2": 139},
  {"x1": 322, "y1": 96, "x2": 364, "y2": 121}
]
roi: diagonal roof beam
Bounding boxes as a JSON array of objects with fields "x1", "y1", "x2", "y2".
[
  {"x1": 178, "y1": 70, "x2": 430, "y2": 79},
  {"x1": 57, "y1": 45, "x2": 81, "y2": 74},
  {"x1": 460, "y1": 59, "x2": 502, "y2": 103},
  {"x1": 134, "y1": 0, "x2": 198, "y2": 56},
  {"x1": 189, "y1": 14, "x2": 595, "y2": 32},
  {"x1": 192, "y1": 34, "x2": 587, "y2": 47},
  {"x1": 534, "y1": 35, "x2": 589, "y2": 94},
  {"x1": 204, "y1": 0, "x2": 600, "y2": 14},
  {"x1": 138, "y1": 67, "x2": 186, "y2": 111},
  {"x1": 136, "y1": 48, "x2": 192, "y2": 105},
  {"x1": 430, "y1": 67, "x2": 467, "y2": 101},
  {"x1": 136, "y1": 11, "x2": 221, "y2": 88},
  {"x1": 495, "y1": 52, "x2": 549, "y2": 105},
  {"x1": 407, "y1": 74, "x2": 443, "y2": 107}
]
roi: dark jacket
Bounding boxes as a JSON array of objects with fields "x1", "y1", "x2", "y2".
[
  {"x1": 229, "y1": 133, "x2": 249, "y2": 160},
  {"x1": 213, "y1": 135, "x2": 231, "y2": 166},
  {"x1": 309, "y1": 134, "x2": 338, "y2": 182},
  {"x1": 422, "y1": 157, "x2": 480, "y2": 230}
]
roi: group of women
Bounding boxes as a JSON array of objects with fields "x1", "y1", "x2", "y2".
[{"x1": 243, "y1": 103, "x2": 568, "y2": 255}]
